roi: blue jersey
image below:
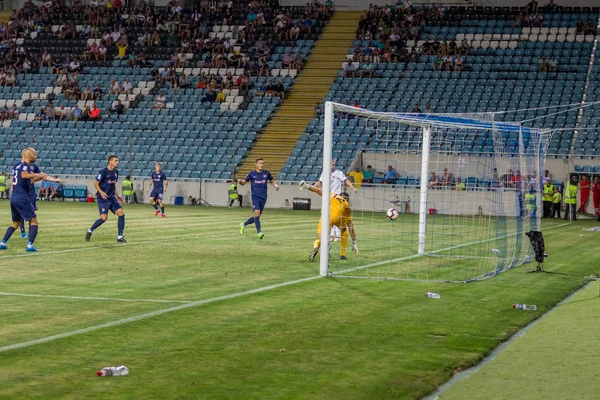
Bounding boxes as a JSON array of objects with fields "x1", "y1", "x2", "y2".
[
  {"x1": 244, "y1": 169, "x2": 273, "y2": 199},
  {"x1": 11, "y1": 162, "x2": 36, "y2": 202},
  {"x1": 96, "y1": 167, "x2": 119, "y2": 199},
  {"x1": 151, "y1": 171, "x2": 167, "y2": 192}
]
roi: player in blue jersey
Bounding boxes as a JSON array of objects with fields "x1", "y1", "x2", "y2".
[
  {"x1": 85, "y1": 155, "x2": 127, "y2": 243},
  {"x1": 146, "y1": 162, "x2": 168, "y2": 217},
  {"x1": 0, "y1": 148, "x2": 61, "y2": 252},
  {"x1": 237, "y1": 158, "x2": 279, "y2": 239}
]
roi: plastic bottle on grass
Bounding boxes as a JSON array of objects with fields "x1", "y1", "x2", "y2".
[
  {"x1": 97, "y1": 366, "x2": 129, "y2": 377},
  {"x1": 512, "y1": 304, "x2": 537, "y2": 311},
  {"x1": 425, "y1": 292, "x2": 440, "y2": 299}
]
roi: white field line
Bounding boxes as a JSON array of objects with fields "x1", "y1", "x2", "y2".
[
  {"x1": 331, "y1": 222, "x2": 571, "y2": 278},
  {"x1": 0, "y1": 274, "x2": 322, "y2": 354},
  {"x1": 0, "y1": 292, "x2": 192, "y2": 303}
]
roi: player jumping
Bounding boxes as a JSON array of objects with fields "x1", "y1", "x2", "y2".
[
  {"x1": 147, "y1": 162, "x2": 168, "y2": 217},
  {"x1": 299, "y1": 180, "x2": 358, "y2": 261},
  {"x1": 238, "y1": 158, "x2": 279, "y2": 240},
  {"x1": 85, "y1": 155, "x2": 127, "y2": 243}
]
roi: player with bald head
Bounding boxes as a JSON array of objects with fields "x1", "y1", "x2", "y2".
[{"x1": 0, "y1": 148, "x2": 61, "y2": 252}]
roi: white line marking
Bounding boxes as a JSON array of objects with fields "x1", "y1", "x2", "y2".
[
  {"x1": 0, "y1": 275, "x2": 321, "y2": 353},
  {"x1": 0, "y1": 292, "x2": 192, "y2": 304}
]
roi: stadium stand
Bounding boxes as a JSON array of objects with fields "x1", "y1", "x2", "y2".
[
  {"x1": 0, "y1": 0, "x2": 331, "y2": 179},
  {"x1": 278, "y1": 4, "x2": 600, "y2": 183}
]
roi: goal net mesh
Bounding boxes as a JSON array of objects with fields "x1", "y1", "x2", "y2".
[{"x1": 324, "y1": 103, "x2": 553, "y2": 282}]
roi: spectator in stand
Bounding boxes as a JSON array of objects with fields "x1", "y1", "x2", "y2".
[
  {"x1": 537, "y1": 56, "x2": 548, "y2": 72},
  {"x1": 109, "y1": 79, "x2": 120, "y2": 94},
  {"x1": 459, "y1": 39, "x2": 470, "y2": 56},
  {"x1": 585, "y1": 19, "x2": 597, "y2": 35},
  {"x1": 9, "y1": 104, "x2": 18, "y2": 120},
  {"x1": 348, "y1": 167, "x2": 364, "y2": 188},
  {"x1": 99, "y1": 42, "x2": 107, "y2": 62},
  {"x1": 429, "y1": 172, "x2": 440, "y2": 189},
  {"x1": 425, "y1": 103, "x2": 433, "y2": 113},
  {"x1": 441, "y1": 168, "x2": 452, "y2": 186},
  {"x1": 576, "y1": 19, "x2": 585, "y2": 34},
  {"x1": 363, "y1": 165, "x2": 374, "y2": 184},
  {"x1": 116, "y1": 39, "x2": 128, "y2": 59},
  {"x1": 412, "y1": 103, "x2": 422, "y2": 113},
  {"x1": 57, "y1": 105, "x2": 70, "y2": 121},
  {"x1": 526, "y1": 0, "x2": 538, "y2": 14},
  {"x1": 380, "y1": 165, "x2": 398, "y2": 185},
  {"x1": 361, "y1": 61, "x2": 374, "y2": 78},
  {"x1": 40, "y1": 51, "x2": 52, "y2": 68},
  {"x1": 344, "y1": 61, "x2": 356, "y2": 78},
  {"x1": 281, "y1": 53, "x2": 293, "y2": 69},
  {"x1": 153, "y1": 91, "x2": 167, "y2": 109},
  {"x1": 543, "y1": 0, "x2": 557, "y2": 13},
  {"x1": 454, "y1": 55, "x2": 463, "y2": 72},
  {"x1": 4, "y1": 72, "x2": 16, "y2": 87},
  {"x1": 177, "y1": 74, "x2": 189, "y2": 89},
  {"x1": 121, "y1": 77, "x2": 132, "y2": 94},
  {"x1": 71, "y1": 104, "x2": 83, "y2": 121},
  {"x1": 111, "y1": 100, "x2": 126, "y2": 115},
  {"x1": 69, "y1": 58, "x2": 81, "y2": 72},
  {"x1": 314, "y1": 102, "x2": 322, "y2": 118},
  {"x1": 274, "y1": 79, "x2": 285, "y2": 100},
  {"x1": 82, "y1": 85, "x2": 93, "y2": 100},
  {"x1": 81, "y1": 106, "x2": 91, "y2": 121},
  {"x1": 216, "y1": 90, "x2": 226, "y2": 103},
  {"x1": 548, "y1": 56, "x2": 557, "y2": 72},
  {"x1": 90, "y1": 104, "x2": 101, "y2": 120},
  {"x1": 93, "y1": 85, "x2": 104, "y2": 99},
  {"x1": 46, "y1": 102, "x2": 56, "y2": 120}
]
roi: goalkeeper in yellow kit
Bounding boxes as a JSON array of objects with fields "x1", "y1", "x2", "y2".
[{"x1": 299, "y1": 181, "x2": 358, "y2": 261}]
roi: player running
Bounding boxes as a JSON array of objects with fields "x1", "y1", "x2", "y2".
[
  {"x1": 147, "y1": 162, "x2": 168, "y2": 217},
  {"x1": 85, "y1": 155, "x2": 127, "y2": 243},
  {"x1": 238, "y1": 158, "x2": 279, "y2": 240},
  {"x1": 0, "y1": 148, "x2": 61, "y2": 252},
  {"x1": 299, "y1": 180, "x2": 358, "y2": 261}
]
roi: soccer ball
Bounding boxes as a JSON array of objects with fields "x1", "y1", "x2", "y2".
[{"x1": 386, "y1": 208, "x2": 399, "y2": 220}]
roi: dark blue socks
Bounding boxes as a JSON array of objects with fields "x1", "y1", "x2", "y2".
[
  {"x1": 2, "y1": 226, "x2": 16, "y2": 243},
  {"x1": 244, "y1": 216, "x2": 255, "y2": 226},
  {"x1": 255, "y1": 217, "x2": 261, "y2": 233},
  {"x1": 90, "y1": 218, "x2": 105, "y2": 232},
  {"x1": 28, "y1": 225, "x2": 38, "y2": 245},
  {"x1": 118, "y1": 215, "x2": 125, "y2": 236}
]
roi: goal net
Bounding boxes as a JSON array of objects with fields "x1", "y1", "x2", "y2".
[{"x1": 318, "y1": 102, "x2": 553, "y2": 282}]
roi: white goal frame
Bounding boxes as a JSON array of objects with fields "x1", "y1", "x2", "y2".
[{"x1": 320, "y1": 101, "x2": 553, "y2": 278}]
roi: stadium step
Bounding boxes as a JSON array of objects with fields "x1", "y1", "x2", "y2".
[{"x1": 236, "y1": 10, "x2": 363, "y2": 178}]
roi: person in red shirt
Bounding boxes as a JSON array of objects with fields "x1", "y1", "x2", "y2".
[
  {"x1": 90, "y1": 105, "x2": 101, "y2": 120},
  {"x1": 592, "y1": 176, "x2": 600, "y2": 216},
  {"x1": 578, "y1": 174, "x2": 590, "y2": 212}
]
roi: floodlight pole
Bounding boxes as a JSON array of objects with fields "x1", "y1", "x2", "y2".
[
  {"x1": 320, "y1": 101, "x2": 334, "y2": 277},
  {"x1": 418, "y1": 125, "x2": 431, "y2": 256}
]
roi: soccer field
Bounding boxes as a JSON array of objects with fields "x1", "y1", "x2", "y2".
[{"x1": 0, "y1": 201, "x2": 598, "y2": 399}]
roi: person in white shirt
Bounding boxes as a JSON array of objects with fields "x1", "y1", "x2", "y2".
[
  {"x1": 314, "y1": 160, "x2": 359, "y2": 241},
  {"x1": 109, "y1": 79, "x2": 121, "y2": 94},
  {"x1": 121, "y1": 78, "x2": 132, "y2": 94}
]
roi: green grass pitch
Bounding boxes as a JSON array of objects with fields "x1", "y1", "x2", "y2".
[{"x1": 0, "y1": 201, "x2": 598, "y2": 399}]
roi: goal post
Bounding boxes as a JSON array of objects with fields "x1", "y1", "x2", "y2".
[{"x1": 320, "y1": 101, "x2": 553, "y2": 282}]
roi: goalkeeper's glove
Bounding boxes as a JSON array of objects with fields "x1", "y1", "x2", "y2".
[
  {"x1": 299, "y1": 180, "x2": 308, "y2": 190},
  {"x1": 352, "y1": 240, "x2": 359, "y2": 255}
]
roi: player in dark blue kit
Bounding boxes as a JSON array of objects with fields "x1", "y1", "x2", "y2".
[
  {"x1": 0, "y1": 148, "x2": 61, "y2": 252},
  {"x1": 146, "y1": 162, "x2": 168, "y2": 217},
  {"x1": 238, "y1": 158, "x2": 279, "y2": 239},
  {"x1": 85, "y1": 155, "x2": 127, "y2": 242}
]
